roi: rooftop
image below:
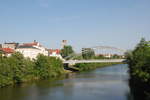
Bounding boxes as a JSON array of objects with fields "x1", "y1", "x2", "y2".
[
  {"x1": 0, "y1": 48, "x2": 15, "y2": 54},
  {"x1": 4, "y1": 42, "x2": 19, "y2": 44},
  {"x1": 17, "y1": 45, "x2": 40, "y2": 50},
  {"x1": 49, "y1": 49, "x2": 60, "y2": 54},
  {"x1": 22, "y1": 42, "x2": 38, "y2": 47}
]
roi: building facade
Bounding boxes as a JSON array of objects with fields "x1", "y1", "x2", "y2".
[
  {"x1": 16, "y1": 41, "x2": 48, "y2": 59},
  {"x1": 2, "y1": 42, "x2": 19, "y2": 49},
  {"x1": 48, "y1": 49, "x2": 63, "y2": 60}
]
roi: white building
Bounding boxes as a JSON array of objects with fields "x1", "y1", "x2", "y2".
[
  {"x1": 49, "y1": 49, "x2": 63, "y2": 60},
  {"x1": 2, "y1": 42, "x2": 19, "y2": 49},
  {"x1": 16, "y1": 41, "x2": 48, "y2": 59}
]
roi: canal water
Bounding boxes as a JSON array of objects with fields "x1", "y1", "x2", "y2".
[{"x1": 0, "y1": 64, "x2": 132, "y2": 100}]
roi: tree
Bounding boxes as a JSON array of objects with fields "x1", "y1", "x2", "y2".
[
  {"x1": 0, "y1": 52, "x2": 65, "y2": 87},
  {"x1": 128, "y1": 38, "x2": 150, "y2": 81},
  {"x1": 8, "y1": 52, "x2": 34, "y2": 83},
  {"x1": 127, "y1": 38, "x2": 150, "y2": 100},
  {"x1": 34, "y1": 54, "x2": 64, "y2": 79},
  {"x1": 82, "y1": 48, "x2": 95, "y2": 59},
  {"x1": 0, "y1": 51, "x2": 3, "y2": 59},
  {"x1": 60, "y1": 45, "x2": 74, "y2": 59}
]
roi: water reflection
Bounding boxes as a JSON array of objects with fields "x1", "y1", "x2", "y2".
[{"x1": 0, "y1": 64, "x2": 132, "y2": 100}]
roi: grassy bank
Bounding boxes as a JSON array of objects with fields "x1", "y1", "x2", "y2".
[
  {"x1": 0, "y1": 52, "x2": 65, "y2": 88},
  {"x1": 73, "y1": 62, "x2": 122, "y2": 71}
]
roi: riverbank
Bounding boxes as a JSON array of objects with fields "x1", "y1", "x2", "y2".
[
  {"x1": 0, "y1": 52, "x2": 123, "y2": 88},
  {"x1": 0, "y1": 52, "x2": 65, "y2": 88}
]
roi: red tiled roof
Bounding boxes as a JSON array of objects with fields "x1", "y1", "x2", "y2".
[
  {"x1": 0, "y1": 48, "x2": 15, "y2": 54},
  {"x1": 22, "y1": 42, "x2": 38, "y2": 46},
  {"x1": 49, "y1": 49, "x2": 60, "y2": 54}
]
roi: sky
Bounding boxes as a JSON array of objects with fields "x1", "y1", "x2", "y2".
[{"x1": 0, "y1": 0, "x2": 150, "y2": 52}]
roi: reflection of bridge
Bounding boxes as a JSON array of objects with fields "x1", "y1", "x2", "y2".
[{"x1": 63, "y1": 59, "x2": 125, "y2": 65}]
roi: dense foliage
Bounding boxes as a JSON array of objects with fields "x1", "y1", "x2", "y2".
[
  {"x1": 126, "y1": 38, "x2": 150, "y2": 100},
  {"x1": 0, "y1": 52, "x2": 64, "y2": 87},
  {"x1": 82, "y1": 48, "x2": 95, "y2": 59},
  {"x1": 34, "y1": 54, "x2": 64, "y2": 79},
  {"x1": 60, "y1": 45, "x2": 74, "y2": 60}
]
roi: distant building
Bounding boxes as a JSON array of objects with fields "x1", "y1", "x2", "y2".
[
  {"x1": 0, "y1": 48, "x2": 15, "y2": 57},
  {"x1": 0, "y1": 44, "x2": 2, "y2": 48},
  {"x1": 96, "y1": 54, "x2": 124, "y2": 58},
  {"x1": 96, "y1": 54, "x2": 113, "y2": 58},
  {"x1": 82, "y1": 48, "x2": 94, "y2": 54},
  {"x1": 2, "y1": 42, "x2": 19, "y2": 49},
  {"x1": 48, "y1": 49, "x2": 63, "y2": 60},
  {"x1": 102, "y1": 54, "x2": 112, "y2": 58},
  {"x1": 16, "y1": 41, "x2": 48, "y2": 59}
]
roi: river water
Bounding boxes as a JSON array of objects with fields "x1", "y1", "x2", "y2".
[{"x1": 0, "y1": 64, "x2": 132, "y2": 100}]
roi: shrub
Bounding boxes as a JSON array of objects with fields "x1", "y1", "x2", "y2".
[{"x1": 0, "y1": 53, "x2": 64, "y2": 87}]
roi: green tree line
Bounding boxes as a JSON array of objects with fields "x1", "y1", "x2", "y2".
[
  {"x1": 0, "y1": 52, "x2": 65, "y2": 87},
  {"x1": 126, "y1": 38, "x2": 150, "y2": 100}
]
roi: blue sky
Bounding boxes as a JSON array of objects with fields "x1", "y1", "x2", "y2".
[{"x1": 0, "y1": 0, "x2": 150, "y2": 52}]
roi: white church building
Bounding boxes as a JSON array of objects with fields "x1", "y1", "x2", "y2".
[{"x1": 16, "y1": 41, "x2": 48, "y2": 59}]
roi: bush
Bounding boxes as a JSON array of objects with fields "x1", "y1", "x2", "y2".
[
  {"x1": 0, "y1": 52, "x2": 64, "y2": 87},
  {"x1": 34, "y1": 54, "x2": 65, "y2": 79},
  {"x1": 126, "y1": 38, "x2": 150, "y2": 100}
]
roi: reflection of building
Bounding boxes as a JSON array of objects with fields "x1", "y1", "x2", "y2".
[
  {"x1": 0, "y1": 48, "x2": 15, "y2": 57},
  {"x1": 2, "y1": 42, "x2": 19, "y2": 49},
  {"x1": 48, "y1": 49, "x2": 63, "y2": 60},
  {"x1": 16, "y1": 41, "x2": 48, "y2": 59},
  {"x1": 61, "y1": 40, "x2": 67, "y2": 49}
]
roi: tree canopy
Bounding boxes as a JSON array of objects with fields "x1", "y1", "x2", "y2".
[
  {"x1": 0, "y1": 52, "x2": 64, "y2": 87},
  {"x1": 126, "y1": 38, "x2": 150, "y2": 100},
  {"x1": 60, "y1": 45, "x2": 74, "y2": 59},
  {"x1": 82, "y1": 48, "x2": 95, "y2": 59}
]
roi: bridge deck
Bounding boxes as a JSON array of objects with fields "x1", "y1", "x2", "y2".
[{"x1": 63, "y1": 59, "x2": 125, "y2": 64}]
